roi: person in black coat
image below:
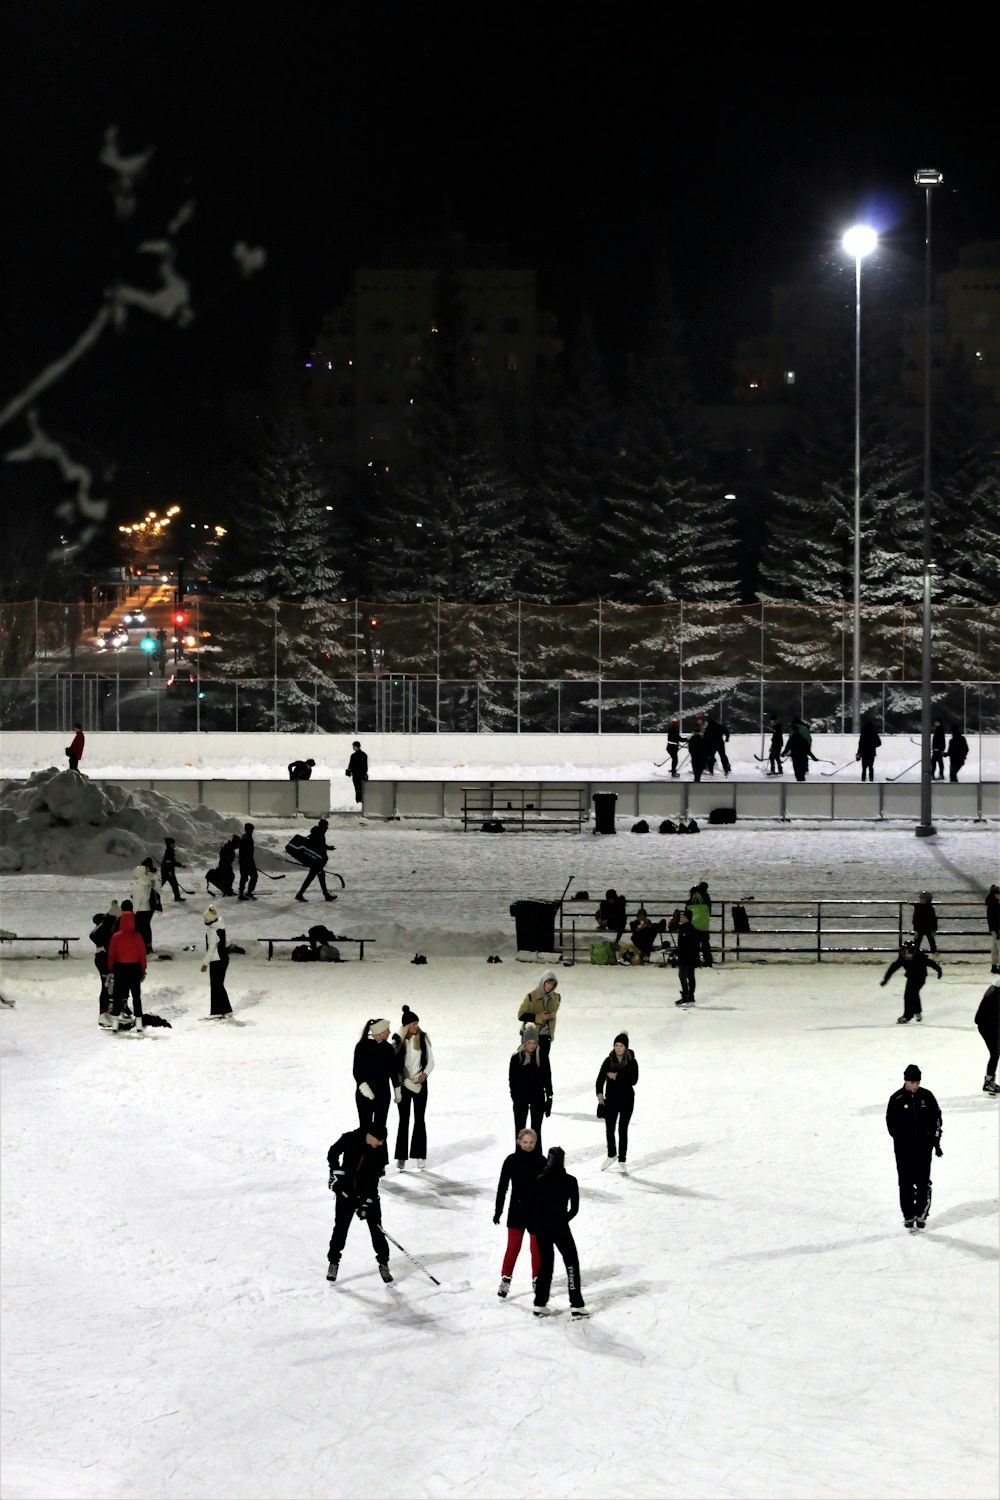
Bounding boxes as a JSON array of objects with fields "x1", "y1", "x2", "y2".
[
  {"x1": 975, "y1": 984, "x2": 999, "y2": 1094},
  {"x1": 627, "y1": 912, "x2": 666, "y2": 963},
  {"x1": 767, "y1": 717, "x2": 783, "y2": 775},
  {"x1": 856, "y1": 719, "x2": 881, "y2": 781},
  {"x1": 237, "y1": 823, "x2": 258, "y2": 901},
  {"x1": 947, "y1": 727, "x2": 969, "y2": 782},
  {"x1": 687, "y1": 727, "x2": 708, "y2": 782},
  {"x1": 325, "y1": 1126, "x2": 392, "y2": 1282},
  {"x1": 702, "y1": 716, "x2": 731, "y2": 776},
  {"x1": 509, "y1": 1025, "x2": 552, "y2": 1151},
  {"x1": 665, "y1": 719, "x2": 686, "y2": 777},
  {"x1": 674, "y1": 910, "x2": 699, "y2": 1005},
  {"x1": 595, "y1": 889, "x2": 627, "y2": 945},
  {"x1": 930, "y1": 720, "x2": 946, "y2": 781},
  {"x1": 89, "y1": 907, "x2": 118, "y2": 1020},
  {"x1": 494, "y1": 1126, "x2": 544, "y2": 1298},
  {"x1": 353, "y1": 1018, "x2": 401, "y2": 1137},
  {"x1": 346, "y1": 741, "x2": 368, "y2": 805},
  {"x1": 160, "y1": 837, "x2": 186, "y2": 902},
  {"x1": 911, "y1": 891, "x2": 938, "y2": 953},
  {"x1": 207, "y1": 836, "x2": 238, "y2": 897},
  {"x1": 885, "y1": 1063, "x2": 942, "y2": 1229},
  {"x1": 288, "y1": 758, "x2": 316, "y2": 780},
  {"x1": 782, "y1": 717, "x2": 816, "y2": 782},
  {"x1": 986, "y1": 884, "x2": 1000, "y2": 975},
  {"x1": 294, "y1": 819, "x2": 336, "y2": 902},
  {"x1": 596, "y1": 1033, "x2": 639, "y2": 1170},
  {"x1": 529, "y1": 1147, "x2": 587, "y2": 1316},
  {"x1": 881, "y1": 943, "x2": 942, "y2": 1023}
]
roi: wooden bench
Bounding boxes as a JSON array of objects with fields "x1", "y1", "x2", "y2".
[
  {"x1": 0, "y1": 936, "x2": 78, "y2": 959},
  {"x1": 462, "y1": 786, "x2": 589, "y2": 832},
  {"x1": 257, "y1": 936, "x2": 375, "y2": 961}
]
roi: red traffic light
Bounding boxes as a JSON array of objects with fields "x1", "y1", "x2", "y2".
[
  {"x1": 174, "y1": 612, "x2": 186, "y2": 625},
  {"x1": 369, "y1": 617, "x2": 378, "y2": 628}
]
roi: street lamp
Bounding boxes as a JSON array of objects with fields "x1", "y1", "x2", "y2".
[
  {"x1": 914, "y1": 169, "x2": 943, "y2": 838},
  {"x1": 842, "y1": 224, "x2": 878, "y2": 734}
]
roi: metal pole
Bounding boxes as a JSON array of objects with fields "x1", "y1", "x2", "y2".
[
  {"x1": 34, "y1": 598, "x2": 39, "y2": 732},
  {"x1": 915, "y1": 170, "x2": 941, "y2": 837},
  {"x1": 195, "y1": 597, "x2": 201, "y2": 733},
  {"x1": 272, "y1": 603, "x2": 278, "y2": 733},
  {"x1": 852, "y1": 251, "x2": 862, "y2": 734}
]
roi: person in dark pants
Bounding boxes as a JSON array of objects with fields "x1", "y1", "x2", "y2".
[
  {"x1": 627, "y1": 912, "x2": 666, "y2": 963},
  {"x1": 130, "y1": 858, "x2": 160, "y2": 953},
  {"x1": 237, "y1": 824, "x2": 258, "y2": 901},
  {"x1": 201, "y1": 905, "x2": 233, "y2": 1019},
  {"x1": 930, "y1": 720, "x2": 946, "y2": 781},
  {"x1": 702, "y1": 716, "x2": 731, "y2": 776},
  {"x1": 326, "y1": 1127, "x2": 392, "y2": 1283},
  {"x1": 509, "y1": 1025, "x2": 552, "y2": 1152},
  {"x1": 597, "y1": 1033, "x2": 639, "y2": 1172},
  {"x1": 975, "y1": 984, "x2": 999, "y2": 1095},
  {"x1": 947, "y1": 727, "x2": 969, "y2": 782},
  {"x1": 666, "y1": 719, "x2": 686, "y2": 777},
  {"x1": 686, "y1": 882, "x2": 713, "y2": 967},
  {"x1": 288, "y1": 758, "x2": 316, "y2": 780},
  {"x1": 530, "y1": 1147, "x2": 587, "y2": 1317},
  {"x1": 767, "y1": 717, "x2": 783, "y2": 775},
  {"x1": 90, "y1": 907, "x2": 118, "y2": 1021},
  {"x1": 595, "y1": 890, "x2": 627, "y2": 946},
  {"x1": 65, "y1": 723, "x2": 85, "y2": 771},
  {"x1": 105, "y1": 910, "x2": 147, "y2": 1035},
  {"x1": 911, "y1": 891, "x2": 938, "y2": 953},
  {"x1": 856, "y1": 718, "x2": 881, "y2": 781},
  {"x1": 782, "y1": 716, "x2": 816, "y2": 781},
  {"x1": 294, "y1": 819, "x2": 336, "y2": 902},
  {"x1": 687, "y1": 727, "x2": 707, "y2": 782},
  {"x1": 885, "y1": 1063, "x2": 942, "y2": 1229},
  {"x1": 207, "y1": 837, "x2": 238, "y2": 898},
  {"x1": 986, "y1": 884, "x2": 1000, "y2": 975},
  {"x1": 494, "y1": 1127, "x2": 544, "y2": 1298},
  {"x1": 674, "y1": 910, "x2": 699, "y2": 1005},
  {"x1": 392, "y1": 1005, "x2": 434, "y2": 1168},
  {"x1": 346, "y1": 741, "x2": 368, "y2": 806},
  {"x1": 160, "y1": 837, "x2": 186, "y2": 902},
  {"x1": 353, "y1": 1018, "x2": 401, "y2": 1137},
  {"x1": 881, "y1": 943, "x2": 942, "y2": 1023}
]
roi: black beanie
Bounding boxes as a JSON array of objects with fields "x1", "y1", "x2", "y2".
[
  {"x1": 401, "y1": 1005, "x2": 419, "y2": 1026},
  {"x1": 903, "y1": 1064, "x2": 921, "y2": 1082},
  {"x1": 614, "y1": 1032, "x2": 629, "y2": 1048}
]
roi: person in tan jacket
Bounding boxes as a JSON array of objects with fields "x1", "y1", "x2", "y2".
[{"x1": 518, "y1": 968, "x2": 561, "y2": 1058}]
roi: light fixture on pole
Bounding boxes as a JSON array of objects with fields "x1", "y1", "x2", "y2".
[
  {"x1": 841, "y1": 224, "x2": 878, "y2": 735},
  {"x1": 914, "y1": 169, "x2": 943, "y2": 838}
]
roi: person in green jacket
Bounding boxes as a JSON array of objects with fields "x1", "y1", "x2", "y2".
[{"x1": 686, "y1": 881, "x2": 712, "y2": 967}]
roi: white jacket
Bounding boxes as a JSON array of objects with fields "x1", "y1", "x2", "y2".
[
  {"x1": 131, "y1": 865, "x2": 160, "y2": 913},
  {"x1": 205, "y1": 925, "x2": 226, "y2": 963},
  {"x1": 398, "y1": 1031, "x2": 435, "y2": 1086}
]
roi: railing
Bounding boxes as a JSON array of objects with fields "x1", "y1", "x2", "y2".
[{"x1": 557, "y1": 897, "x2": 989, "y2": 964}]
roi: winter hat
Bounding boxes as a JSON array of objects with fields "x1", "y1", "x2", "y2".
[
  {"x1": 142, "y1": 857, "x2": 157, "y2": 871},
  {"x1": 203, "y1": 905, "x2": 219, "y2": 924},
  {"x1": 92, "y1": 912, "x2": 106, "y2": 925},
  {"x1": 903, "y1": 1064, "x2": 922, "y2": 1082},
  {"x1": 521, "y1": 1024, "x2": 539, "y2": 1044},
  {"x1": 120, "y1": 899, "x2": 133, "y2": 912},
  {"x1": 614, "y1": 1032, "x2": 630, "y2": 1048},
  {"x1": 369, "y1": 1018, "x2": 391, "y2": 1036},
  {"x1": 401, "y1": 1005, "x2": 419, "y2": 1027}
]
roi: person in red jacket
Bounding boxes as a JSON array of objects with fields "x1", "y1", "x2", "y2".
[
  {"x1": 66, "y1": 724, "x2": 85, "y2": 771},
  {"x1": 104, "y1": 910, "x2": 147, "y2": 1036}
]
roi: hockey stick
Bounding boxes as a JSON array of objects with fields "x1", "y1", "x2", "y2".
[
  {"x1": 259, "y1": 870, "x2": 287, "y2": 881},
  {"x1": 821, "y1": 757, "x2": 861, "y2": 777},
  {"x1": 382, "y1": 1229, "x2": 440, "y2": 1284},
  {"x1": 887, "y1": 757, "x2": 922, "y2": 783}
]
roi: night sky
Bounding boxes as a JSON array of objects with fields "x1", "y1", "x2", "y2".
[{"x1": 3, "y1": 6, "x2": 997, "y2": 524}]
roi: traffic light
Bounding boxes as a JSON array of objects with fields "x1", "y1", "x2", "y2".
[
  {"x1": 140, "y1": 635, "x2": 157, "y2": 653},
  {"x1": 369, "y1": 616, "x2": 378, "y2": 628},
  {"x1": 174, "y1": 611, "x2": 186, "y2": 627}
]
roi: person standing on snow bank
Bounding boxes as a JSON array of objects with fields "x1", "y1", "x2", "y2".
[
  {"x1": 353, "y1": 1019, "x2": 401, "y2": 1138},
  {"x1": 237, "y1": 824, "x2": 258, "y2": 901},
  {"x1": 65, "y1": 724, "x2": 85, "y2": 771},
  {"x1": 885, "y1": 1063, "x2": 942, "y2": 1230},
  {"x1": 947, "y1": 726, "x2": 969, "y2": 782},
  {"x1": 201, "y1": 905, "x2": 233, "y2": 1019},
  {"x1": 975, "y1": 985, "x2": 999, "y2": 1095},
  {"x1": 596, "y1": 1033, "x2": 639, "y2": 1172},
  {"x1": 392, "y1": 1005, "x2": 434, "y2": 1169},
  {"x1": 529, "y1": 1147, "x2": 588, "y2": 1317},
  {"x1": 160, "y1": 837, "x2": 185, "y2": 902},
  {"x1": 509, "y1": 1025, "x2": 552, "y2": 1151},
  {"x1": 104, "y1": 909, "x2": 147, "y2": 1035},
  {"x1": 325, "y1": 1127, "x2": 392, "y2": 1284},
  {"x1": 494, "y1": 1127, "x2": 544, "y2": 1299},
  {"x1": 346, "y1": 741, "x2": 368, "y2": 806},
  {"x1": 856, "y1": 718, "x2": 881, "y2": 781},
  {"x1": 288, "y1": 758, "x2": 316, "y2": 781},
  {"x1": 881, "y1": 942, "x2": 941, "y2": 1023},
  {"x1": 518, "y1": 968, "x2": 561, "y2": 1059}
]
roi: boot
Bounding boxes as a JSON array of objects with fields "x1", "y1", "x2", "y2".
[
  {"x1": 326, "y1": 1258, "x2": 339, "y2": 1282},
  {"x1": 984, "y1": 1076, "x2": 999, "y2": 1095},
  {"x1": 378, "y1": 1262, "x2": 393, "y2": 1284},
  {"x1": 133, "y1": 1019, "x2": 145, "y2": 1037},
  {"x1": 498, "y1": 1276, "x2": 511, "y2": 1299},
  {"x1": 106, "y1": 1014, "x2": 120, "y2": 1033}
]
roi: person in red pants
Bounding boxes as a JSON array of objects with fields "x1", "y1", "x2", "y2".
[{"x1": 494, "y1": 1128, "x2": 543, "y2": 1299}]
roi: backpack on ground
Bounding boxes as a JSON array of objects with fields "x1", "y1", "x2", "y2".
[
  {"x1": 731, "y1": 903, "x2": 751, "y2": 933},
  {"x1": 631, "y1": 820, "x2": 650, "y2": 834},
  {"x1": 291, "y1": 944, "x2": 313, "y2": 962},
  {"x1": 685, "y1": 818, "x2": 700, "y2": 834},
  {"x1": 480, "y1": 819, "x2": 505, "y2": 833},
  {"x1": 590, "y1": 940, "x2": 618, "y2": 966},
  {"x1": 659, "y1": 819, "x2": 677, "y2": 834},
  {"x1": 708, "y1": 808, "x2": 737, "y2": 825}
]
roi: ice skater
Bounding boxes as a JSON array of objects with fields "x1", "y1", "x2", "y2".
[
  {"x1": 354, "y1": 1018, "x2": 401, "y2": 1137},
  {"x1": 702, "y1": 715, "x2": 731, "y2": 776},
  {"x1": 104, "y1": 909, "x2": 147, "y2": 1035},
  {"x1": 201, "y1": 904, "x2": 233, "y2": 1019},
  {"x1": 518, "y1": 967, "x2": 561, "y2": 1058},
  {"x1": 494, "y1": 1127, "x2": 543, "y2": 1299},
  {"x1": 130, "y1": 858, "x2": 161, "y2": 952},
  {"x1": 911, "y1": 891, "x2": 938, "y2": 954},
  {"x1": 294, "y1": 819, "x2": 337, "y2": 903},
  {"x1": 782, "y1": 716, "x2": 816, "y2": 781},
  {"x1": 596, "y1": 1032, "x2": 639, "y2": 1172},
  {"x1": 509, "y1": 1025, "x2": 552, "y2": 1151},
  {"x1": 237, "y1": 823, "x2": 258, "y2": 901},
  {"x1": 687, "y1": 724, "x2": 708, "y2": 782},
  {"x1": 325, "y1": 1126, "x2": 393, "y2": 1284},
  {"x1": 160, "y1": 837, "x2": 186, "y2": 902},
  {"x1": 674, "y1": 908, "x2": 699, "y2": 1005},
  {"x1": 767, "y1": 716, "x2": 783, "y2": 775},
  {"x1": 947, "y1": 726, "x2": 969, "y2": 782},
  {"x1": 89, "y1": 906, "x2": 118, "y2": 1021},
  {"x1": 665, "y1": 719, "x2": 686, "y2": 777},
  {"x1": 881, "y1": 941, "x2": 941, "y2": 1023},
  {"x1": 530, "y1": 1147, "x2": 588, "y2": 1317},
  {"x1": 856, "y1": 717, "x2": 881, "y2": 781},
  {"x1": 885, "y1": 1063, "x2": 942, "y2": 1229},
  {"x1": 930, "y1": 719, "x2": 946, "y2": 780},
  {"x1": 392, "y1": 1005, "x2": 434, "y2": 1168},
  {"x1": 346, "y1": 740, "x2": 368, "y2": 806},
  {"x1": 986, "y1": 884, "x2": 1000, "y2": 974},
  {"x1": 65, "y1": 723, "x2": 85, "y2": 771},
  {"x1": 975, "y1": 984, "x2": 999, "y2": 1095},
  {"x1": 686, "y1": 881, "x2": 712, "y2": 967}
]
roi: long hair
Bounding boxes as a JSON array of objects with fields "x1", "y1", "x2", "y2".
[
  {"x1": 538, "y1": 1146, "x2": 565, "y2": 1184},
  {"x1": 359, "y1": 1018, "x2": 376, "y2": 1043}
]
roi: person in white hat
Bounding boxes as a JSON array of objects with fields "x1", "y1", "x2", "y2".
[{"x1": 202, "y1": 905, "x2": 233, "y2": 1019}]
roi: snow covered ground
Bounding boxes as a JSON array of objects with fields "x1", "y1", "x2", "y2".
[{"x1": 1, "y1": 810, "x2": 998, "y2": 1498}]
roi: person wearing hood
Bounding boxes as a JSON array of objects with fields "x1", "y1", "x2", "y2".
[
  {"x1": 130, "y1": 858, "x2": 161, "y2": 952},
  {"x1": 856, "y1": 718, "x2": 881, "y2": 781},
  {"x1": 237, "y1": 824, "x2": 258, "y2": 901},
  {"x1": 687, "y1": 725, "x2": 708, "y2": 782},
  {"x1": 702, "y1": 715, "x2": 731, "y2": 777},
  {"x1": 518, "y1": 968, "x2": 561, "y2": 1058},
  {"x1": 986, "y1": 884, "x2": 1000, "y2": 975},
  {"x1": 596, "y1": 1033, "x2": 639, "y2": 1172},
  {"x1": 160, "y1": 837, "x2": 185, "y2": 902},
  {"x1": 201, "y1": 905, "x2": 233, "y2": 1019},
  {"x1": 354, "y1": 1018, "x2": 401, "y2": 1137},
  {"x1": 674, "y1": 909, "x2": 699, "y2": 1005},
  {"x1": 885, "y1": 1064, "x2": 942, "y2": 1229},
  {"x1": 104, "y1": 909, "x2": 147, "y2": 1035},
  {"x1": 881, "y1": 942, "x2": 942, "y2": 1023},
  {"x1": 289, "y1": 757, "x2": 316, "y2": 781},
  {"x1": 782, "y1": 716, "x2": 816, "y2": 781},
  {"x1": 392, "y1": 1005, "x2": 434, "y2": 1169},
  {"x1": 90, "y1": 903, "x2": 119, "y2": 1021},
  {"x1": 529, "y1": 1146, "x2": 587, "y2": 1318},
  {"x1": 509, "y1": 1025, "x2": 553, "y2": 1152},
  {"x1": 494, "y1": 1126, "x2": 544, "y2": 1299},
  {"x1": 911, "y1": 891, "x2": 939, "y2": 954},
  {"x1": 325, "y1": 1126, "x2": 392, "y2": 1284},
  {"x1": 66, "y1": 723, "x2": 85, "y2": 771}
]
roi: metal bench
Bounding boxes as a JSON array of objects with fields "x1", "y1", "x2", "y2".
[
  {"x1": 0, "y1": 936, "x2": 78, "y2": 959},
  {"x1": 257, "y1": 936, "x2": 374, "y2": 961}
]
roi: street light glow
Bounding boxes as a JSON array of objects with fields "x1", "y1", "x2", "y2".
[{"x1": 842, "y1": 225, "x2": 877, "y2": 259}]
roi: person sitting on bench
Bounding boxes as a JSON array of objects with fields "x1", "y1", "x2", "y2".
[
  {"x1": 595, "y1": 889, "x2": 627, "y2": 945},
  {"x1": 626, "y1": 911, "x2": 667, "y2": 963}
]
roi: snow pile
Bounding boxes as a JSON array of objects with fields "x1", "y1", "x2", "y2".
[{"x1": 0, "y1": 769, "x2": 244, "y2": 875}]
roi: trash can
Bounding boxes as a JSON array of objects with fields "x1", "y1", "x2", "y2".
[
  {"x1": 510, "y1": 899, "x2": 559, "y2": 951},
  {"x1": 592, "y1": 792, "x2": 618, "y2": 835}
]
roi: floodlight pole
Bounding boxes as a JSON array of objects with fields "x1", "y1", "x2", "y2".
[{"x1": 914, "y1": 170, "x2": 942, "y2": 838}]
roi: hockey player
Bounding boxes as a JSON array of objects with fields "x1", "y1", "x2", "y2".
[
  {"x1": 881, "y1": 942, "x2": 941, "y2": 1023},
  {"x1": 293, "y1": 819, "x2": 336, "y2": 903},
  {"x1": 325, "y1": 1127, "x2": 393, "y2": 1284},
  {"x1": 237, "y1": 823, "x2": 258, "y2": 901},
  {"x1": 885, "y1": 1064, "x2": 942, "y2": 1229},
  {"x1": 665, "y1": 719, "x2": 686, "y2": 777}
]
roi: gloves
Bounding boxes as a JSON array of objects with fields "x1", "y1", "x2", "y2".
[
  {"x1": 359, "y1": 1082, "x2": 374, "y2": 1101},
  {"x1": 328, "y1": 1170, "x2": 343, "y2": 1192},
  {"x1": 403, "y1": 1078, "x2": 421, "y2": 1092},
  {"x1": 493, "y1": 1213, "x2": 500, "y2": 1225},
  {"x1": 544, "y1": 1098, "x2": 552, "y2": 1118},
  {"x1": 934, "y1": 1144, "x2": 943, "y2": 1157},
  {"x1": 357, "y1": 1197, "x2": 373, "y2": 1221},
  {"x1": 393, "y1": 1086, "x2": 402, "y2": 1104}
]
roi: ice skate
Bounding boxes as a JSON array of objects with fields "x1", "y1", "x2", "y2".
[
  {"x1": 396, "y1": 1159, "x2": 405, "y2": 1170},
  {"x1": 903, "y1": 1218, "x2": 916, "y2": 1229},
  {"x1": 326, "y1": 1258, "x2": 339, "y2": 1282},
  {"x1": 618, "y1": 1161, "x2": 628, "y2": 1175},
  {"x1": 571, "y1": 1307, "x2": 590, "y2": 1318},
  {"x1": 983, "y1": 1076, "x2": 999, "y2": 1095},
  {"x1": 896, "y1": 1016, "x2": 910, "y2": 1024},
  {"x1": 99, "y1": 1013, "x2": 115, "y2": 1029},
  {"x1": 533, "y1": 1306, "x2": 551, "y2": 1317},
  {"x1": 413, "y1": 1159, "x2": 426, "y2": 1169},
  {"x1": 132, "y1": 1019, "x2": 145, "y2": 1037},
  {"x1": 378, "y1": 1262, "x2": 393, "y2": 1284},
  {"x1": 601, "y1": 1155, "x2": 615, "y2": 1171},
  {"x1": 498, "y1": 1275, "x2": 511, "y2": 1299},
  {"x1": 915, "y1": 1216, "x2": 927, "y2": 1229},
  {"x1": 914, "y1": 1013, "x2": 922, "y2": 1022}
]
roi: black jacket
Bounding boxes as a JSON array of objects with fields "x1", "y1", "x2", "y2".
[
  {"x1": 931, "y1": 724, "x2": 946, "y2": 752},
  {"x1": 288, "y1": 760, "x2": 313, "y2": 780},
  {"x1": 687, "y1": 731, "x2": 707, "y2": 770},
  {"x1": 768, "y1": 723, "x2": 783, "y2": 752},
  {"x1": 327, "y1": 1128, "x2": 388, "y2": 1202},
  {"x1": 595, "y1": 1050, "x2": 639, "y2": 1096},
  {"x1": 495, "y1": 1144, "x2": 544, "y2": 1229},
  {"x1": 219, "y1": 840, "x2": 237, "y2": 871},
  {"x1": 347, "y1": 749, "x2": 368, "y2": 780},
  {"x1": 353, "y1": 1038, "x2": 400, "y2": 1097},
  {"x1": 509, "y1": 1048, "x2": 552, "y2": 1105},
  {"x1": 885, "y1": 1087, "x2": 942, "y2": 1148},
  {"x1": 629, "y1": 918, "x2": 665, "y2": 957},
  {"x1": 305, "y1": 824, "x2": 334, "y2": 863},
  {"x1": 161, "y1": 845, "x2": 182, "y2": 878},
  {"x1": 703, "y1": 719, "x2": 729, "y2": 752},
  {"x1": 528, "y1": 1168, "x2": 579, "y2": 1234},
  {"x1": 596, "y1": 895, "x2": 627, "y2": 932},
  {"x1": 857, "y1": 723, "x2": 881, "y2": 756},
  {"x1": 986, "y1": 893, "x2": 1000, "y2": 936},
  {"x1": 238, "y1": 830, "x2": 256, "y2": 870},
  {"x1": 667, "y1": 725, "x2": 686, "y2": 750},
  {"x1": 882, "y1": 951, "x2": 942, "y2": 988},
  {"x1": 674, "y1": 924, "x2": 700, "y2": 965},
  {"x1": 948, "y1": 733, "x2": 968, "y2": 763},
  {"x1": 975, "y1": 984, "x2": 999, "y2": 1034}
]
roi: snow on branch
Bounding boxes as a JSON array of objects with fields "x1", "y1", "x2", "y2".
[{"x1": 6, "y1": 410, "x2": 107, "y2": 556}]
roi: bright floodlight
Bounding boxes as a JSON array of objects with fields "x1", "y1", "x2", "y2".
[{"x1": 842, "y1": 225, "x2": 878, "y2": 258}]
